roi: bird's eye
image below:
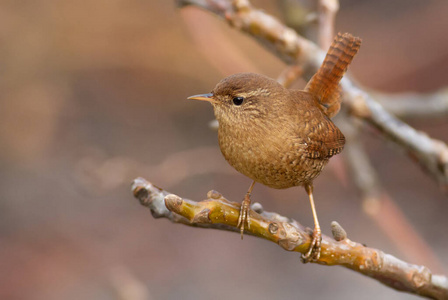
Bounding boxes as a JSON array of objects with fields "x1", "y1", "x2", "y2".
[{"x1": 232, "y1": 97, "x2": 244, "y2": 106}]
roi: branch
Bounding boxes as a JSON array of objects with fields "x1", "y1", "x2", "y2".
[
  {"x1": 317, "y1": 0, "x2": 339, "y2": 49},
  {"x1": 178, "y1": 0, "x2": 448, "y2": 187},
  {"x1": 132, "y1": 177, "x2": 448, "y2": 300},
  {"x1": 374, "y1": 88, "x2": 448, "y2": 118},
  {"x1": 342, "y1": 81, "x2": 448, "y2": 188},
  {"x1": 276, "y1": 64, "x2": 303, "y2": 88}
]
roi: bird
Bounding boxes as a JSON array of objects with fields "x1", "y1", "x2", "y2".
[{"x1": 188, "y1": 33, "x2": 361, "y2": 262}]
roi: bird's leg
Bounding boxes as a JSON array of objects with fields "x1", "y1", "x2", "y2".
[
  {"x1": 301, "y1": 183, "x2": 322, "y2": 263},
  {"x1": 237, "y1": 181, "x2": 256, "y2": 239}
]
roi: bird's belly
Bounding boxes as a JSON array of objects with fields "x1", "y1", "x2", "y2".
[{"x1": 219, "y1": 135, "x2": 328, "y2": 189}]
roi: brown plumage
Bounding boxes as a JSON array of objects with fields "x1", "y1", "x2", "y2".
[
  {"x1": 212, "y1": 73, "x2": 345, "y2": 189},
  {"x1": 306, "y1": 33, "x2": 362, "y2": 118},
  {"x1": 188, "y1": 33, "x2": 361, "y2": 262}
]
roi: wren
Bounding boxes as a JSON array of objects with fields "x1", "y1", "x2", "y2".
[{"x1": 188, "y1": 33, "x2": 361, "y2": 262}]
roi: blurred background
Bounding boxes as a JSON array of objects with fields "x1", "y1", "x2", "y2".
[{"x1": 1, "y1": 0, "x2": 447, "y2": 299}]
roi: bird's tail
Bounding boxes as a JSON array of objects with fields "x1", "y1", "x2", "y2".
[{"x1": 305, "y1": 33, "x2": 362, "y2": 118}]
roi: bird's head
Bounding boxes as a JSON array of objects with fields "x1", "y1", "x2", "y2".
[{"x1": 188, "y1": 73, "x2": 284, "y2": 126}]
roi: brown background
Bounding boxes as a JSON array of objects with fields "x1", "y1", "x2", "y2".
[{"x1": 1, "y1": 0, "x2": 447, "y2": 299}]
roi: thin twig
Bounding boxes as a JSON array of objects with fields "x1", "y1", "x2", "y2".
[
  {"x1": 276, "y1": 64, "x2": 303, "y2": 88},
  {"x1": 373, "y1": 88, "x2": 448, "y2": 118},
  {"x1": 132, "y1": 177, "x2": 448, "y2": 300},
  {"x1": 317, "y1": 0, "x2": 339, "y2": 49}
]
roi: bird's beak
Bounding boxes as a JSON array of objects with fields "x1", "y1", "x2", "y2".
[{"x1": 187, "y1": 93, "x2": 215, "y2": 103}]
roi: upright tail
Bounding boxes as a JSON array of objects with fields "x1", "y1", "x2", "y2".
[{"x1": 305, "y1": 33, "x2": 362, "y2": 118}]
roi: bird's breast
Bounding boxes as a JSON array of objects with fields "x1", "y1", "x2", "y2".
[{"x1": 217, "y1": 122, "x2": 327, "y2": 189}]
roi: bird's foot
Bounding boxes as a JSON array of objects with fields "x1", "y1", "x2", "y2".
[
  {"x1": 237, "y1": 194, "x2": 251, "y2": 239},
  {"x1": 301, "y1": 227, "x2": 322, "y2": 263}
]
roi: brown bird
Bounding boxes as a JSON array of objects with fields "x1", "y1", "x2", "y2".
[{"x1": 188, "y1": 33, "x2": 361, "y2": 262}]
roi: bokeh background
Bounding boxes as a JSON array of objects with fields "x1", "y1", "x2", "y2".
[{"x1": 1, "y1": 0, "x2": 447, "y2": 299}]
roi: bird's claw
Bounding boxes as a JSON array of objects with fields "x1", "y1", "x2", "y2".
[
  {"x1": 237, "y1": 194, "x2": 251, "y2": 239},
  {"x1": 301, "y1": 227, "x2": 322, "y2": 263}
]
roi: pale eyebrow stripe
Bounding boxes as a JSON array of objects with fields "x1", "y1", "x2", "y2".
[{"x1": 237, "y1": 88, "x2": 270, "y2": 98}]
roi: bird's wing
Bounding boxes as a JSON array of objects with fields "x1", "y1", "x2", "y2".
[
  {"x1": 303, "y1": 115, "x2": 345, "y2": 159},
  {"x1": 286, "y1": 90, "x2": 346, "y2": 160}
]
